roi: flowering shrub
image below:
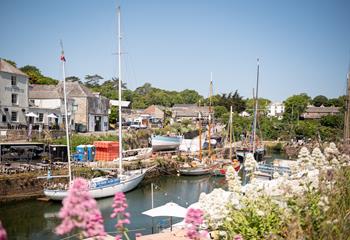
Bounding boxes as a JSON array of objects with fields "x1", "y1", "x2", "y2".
[
  {"x1": 225, "y1": 166, "x2": 241, "y2": 193},
  {"x1": 222, "y1": 195, "x2": 289, "y2": 240},
  {"x1": 199, "y1": 145, "x2": 350, "y2": 239},
  {"x1": 55, "y1": 178, "x2": 106, "y2": 239},
  {"x1": 185, "y1": 208, "x2": 207, "y2": 240},
  {"x1": 0, "y1": 221, "x2": 7, "y2": 240},
  {"x1": 111, "y1": 192, "x2": 131, "y2": 240},
  {"x1": 244, "y1": 153, "x2": 258, "y2": 172}
]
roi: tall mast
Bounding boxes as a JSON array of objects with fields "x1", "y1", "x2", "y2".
[
  {"x1": 117, "y1": 6, "x2": 123, "y2": 173},
  {"x1": 208, "y1": 72, "x2": 213, "y2": 158},
  {"x1": 229, "y1": 106, "x2": 233, "y2": 160},
  {"x1": 60, "y1": 41, "x2": 72, "y2": 183},
  {"x1": 345, "y1": 71, "x2": 350, "y2": 144},
  {"x1": 198, "y1": 111, "x2": 202, "y2": 161},
  {"x1": 252, "y1": 58, "x2": 260, "y2": 154}
]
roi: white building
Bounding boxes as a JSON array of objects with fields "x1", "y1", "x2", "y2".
[
  {"x1": 267, "y1": 102, "x2": 285, "y2": 119},
  {"x1": 0, "y1": 59, "x2": 29, "y2": 128}
]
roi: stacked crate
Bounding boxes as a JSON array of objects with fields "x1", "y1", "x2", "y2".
[{"x1": 94, "y1": 141, "x2": 119, "y2": 161}]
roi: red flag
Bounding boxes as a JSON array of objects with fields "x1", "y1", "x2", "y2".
[{"x1": 60, "y1": 54, "x2": 66, "y2": 62}]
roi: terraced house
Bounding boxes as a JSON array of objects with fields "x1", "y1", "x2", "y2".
[{"x1": 0, "y1": 59, "x2": 29, "y2": 128}]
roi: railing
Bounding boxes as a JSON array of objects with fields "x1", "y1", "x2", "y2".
[{"x1": 256, "y1": 163, "x2": 291, "y2": 176}]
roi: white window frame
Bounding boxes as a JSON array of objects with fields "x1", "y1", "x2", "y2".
[
  {"x1": 11, "y1": 76, "x2": 17, "y2": 86},
  {"x1": 11, "y1": 94, "x2": 18, "y2": 105},
  {"x1": 11, "y1": 111, "x2": 18, "y2": 122},
  {"x1": 38, "y1": 113, "x2": 44, "y2": 123}
]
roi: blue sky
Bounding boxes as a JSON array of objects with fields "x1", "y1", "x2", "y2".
[{"x1": 1, "y1": 0, "x2": 349, "y2": 101}]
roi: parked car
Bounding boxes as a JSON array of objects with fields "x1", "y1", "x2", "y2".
[{"x1": 129, "y1": 121, "x2": 147, "y2": 130}]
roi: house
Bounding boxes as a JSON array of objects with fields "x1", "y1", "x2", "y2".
[
  {"x1": 267, "y1": 102, "x2": 285, "y2": 119},
  {"x1": 0, "y1": 59, "x2": 29, "y2": 128},
  {"x1": 29, "y1": 84, "x2": 75, "y2": 129},
  {"x1": 142, "y1": 105, "x2": 165, "y2": 120},
  {"x1": 29, "y1": 81, "x2": 109, "y2": 132},
  {"x1": 172, "y1": 104, "x2": 211, "y2": 122},
  {"x1": 301, "y1": 105, "x2": 340, "y2": 120},
  {"x1": 239, "y1": 111, "x2": 251, "y2": 117}
]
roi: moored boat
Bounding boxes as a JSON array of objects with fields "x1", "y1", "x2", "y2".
[{"x1": 151, "y1": 135, "x2": 182, "y2": 151}]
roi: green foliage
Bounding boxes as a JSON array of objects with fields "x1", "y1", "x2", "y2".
[
  {"x1": 84, "y1": 74, "x2": 103, "y2": 88},
  {"x1": 20, "y1": 65, "x2": 59, "y2": 84},
  {"x1": 66, "y1": 76, "x2": 81, "y2": 83},
  {"x1": 214, "y1": 106, "x2": 228, "y2": 119},
  {"x1": 109, "y1": 106, "x2": 118, "y2": 124},
  {"x1": 246, "y1": 98, "x2": 271, "y2": 114},
  {"x1": 320, "y1": 114, "x2": 343, "y2": 129},
  {"x1": 213, "y1": 90, "x2": 246, "y2": 113},
  {"x1": 2, "y1": 58, "x2": 17, "y2": 67},
  {"x1": 283, "y1": 93, "x2": 311, "y2": 122},
  {"x1": 312, "y1": 95, "x2": 329, "y2": 107},
  {"x1": 223, "y1": 196, "x2": 288, "y2": 239}
]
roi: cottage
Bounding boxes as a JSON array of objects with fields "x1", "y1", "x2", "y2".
[
  {"x1": 301, "y1": 105, "x2": 340, "y2": 120},
  {"x1": 267, "y1": 102, "x2": 285, "y2": 119},
  {"x1": 0, "y1": 59, "x2": 29, "y2": 128},
  {"x1": 172, "y1": 104, "x2": 211, "y2": 122},
  {"x1": 29, "y1": 81, "x2": 109, "y2": 132},
  {"x1": 29, "y1": 84, "x2": 75, "y2": 129}
]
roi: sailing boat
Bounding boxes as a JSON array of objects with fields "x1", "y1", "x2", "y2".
[
  {"x1": 178, "y1": 80, "x2": 212, "y2": 176},
  {"x1": 44, "y1": 7, "x2": 151, "y2": 200},
  {"x1": 211, "y1": 106, "x2": 240, "y2": 176},
  {"x1": 235, "y1": 59, "x2": 265, "y2": 162}
]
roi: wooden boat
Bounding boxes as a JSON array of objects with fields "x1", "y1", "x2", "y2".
[
  {"x1": 114, "y1": 147, "x2": 152, "y2": 162},
  {"x1": 151, "y1": 135, "x2": 182, "y2": 151},
  {"x1": 178, "y1": 161, "x2": 211, "y2": 176}
]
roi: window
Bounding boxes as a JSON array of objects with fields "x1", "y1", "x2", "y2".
[
  {"x1": 11, "y1": 94, "x2": 18, "y2": 105},
  {"x1": 11, "y1": 76, "x2": 17, "y2": 86},
  {"x1": 38, "y1": 113, "x2": 44, "y2": 122},
  {"x1": 11, "y1": 112, "x2": 17, "y2": 122},
  {"x1": 2, "y1": 115, "x2": 6, "y2": 122}
]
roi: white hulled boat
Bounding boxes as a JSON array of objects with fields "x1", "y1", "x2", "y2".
[
  {"x1": 44, "y1": 7, "x2": 151, "y2": 200},
  {"x1": 151, "y1": 135, "x2": 182, "y2": 151}
]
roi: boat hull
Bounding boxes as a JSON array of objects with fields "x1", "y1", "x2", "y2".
[
  {"x1": 178, "y1": 167, "x2": 211, "y2": 176},
  {"x1": 151, "y1": 135, "x2": 182, "y2": 151},
  {"x1": 44, "y1": 168, "x2": 150, "y2": 200}
]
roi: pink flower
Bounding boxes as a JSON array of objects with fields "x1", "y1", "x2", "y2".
[
  {"x1": 233, "y1": 234, "x2": 243, "y2": 240},
  {"x1": 0, "y1": 221, "x2": 7, "y2": 240},
  {"x1": 135, "y1": 232, "x2": 142, "y2": 238},
  {"x1": 55, "y1": 178, "x2": 106, "y2": 238},
  {"x1": 111, "y1": 192, "x2": 131, "y2": 237},
  {"x1": 185, "y1": 208, "x2": 207, "y2": 240}
]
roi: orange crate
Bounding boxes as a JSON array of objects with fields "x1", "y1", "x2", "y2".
[{"x1": 94, "y1": 141, "x2": 120, "y2": 161}]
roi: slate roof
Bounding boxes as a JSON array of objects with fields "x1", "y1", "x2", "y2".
[
  {"x1": 0, "y1": 59, "x2": 27, "y2": 76},
  {"x1": 29, "y1": 82, "x2": 98, "y2": 99}
]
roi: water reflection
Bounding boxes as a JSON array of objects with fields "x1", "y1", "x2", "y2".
[{"x1": 0, "y1": 175, "x2": 226, "y2": 240}]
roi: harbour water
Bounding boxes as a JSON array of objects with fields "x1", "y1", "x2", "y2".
[{"x1": 0, "y1": 175, "x2": 227, "y2": 240}]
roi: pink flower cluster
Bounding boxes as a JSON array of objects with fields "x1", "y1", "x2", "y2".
[
  {"x1": 111, "y1": 192, "x2": 131, "y2": 239},
  {"x1": 185, "y1": 208, "x2": 207, "y2": 240},
  {"x1": 55, "y1": 178, "x2": 106, "y2": 239},
  {"x1": 0, "y1": 221, "x2": 7, "y2": 240}
]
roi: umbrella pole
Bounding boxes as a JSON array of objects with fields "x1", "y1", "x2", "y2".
[
  {"x1": 152, "y1": 218, "x2": 154, "y2": 234},
  {"x1": 170, "y1": 217, "x2": 172, "y2": 231}
]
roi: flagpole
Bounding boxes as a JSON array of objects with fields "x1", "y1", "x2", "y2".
[{"x1": 60, "y1": 40, "x2": 72, "y2": 184}]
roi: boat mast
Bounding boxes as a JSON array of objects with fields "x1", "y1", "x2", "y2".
[
  {"x1": 198, "y1": 110, "x2": 202, "y2": 161},
  {"x1": 60, "y1": 41, "x2": 72, "y2": 184},
  {"x1": 344, "y1": 70, "x2": 350, "y2": 144},
  {"x1": 252, "y1": 58, "x2": 260, "y2": 154},
  {"x1": 117, "y1": 6, "x2": 123, "y2": 173},
  {"x1": 208, "y1": 72, "x2": 213, "y2": 159},
  {"x1": 229, "y1": 106, "x2": 233, "y2": 160}
]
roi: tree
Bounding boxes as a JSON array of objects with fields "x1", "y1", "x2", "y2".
[
  {"x1": 215, "y1": 90, "x2": 246, "y2": 113},
  {"x1": 312, "y1": 95, "x2": 328, "y2": 107},
  {"x1": 283, "y1": 93, "x2": 311, "y2": 122},
  {"x1": 66, "y1": 76, "x2": 81, "y2": 83},
  {"x1": 2, "y1": 58, "x2": 17, "y2": 67},
  {"x1": 320, "y1": 115, "x2": 343, "y2": 129},
  {"x1": 84, "y1": 74, "x2": 103, "y2": 88},
  {"x1": 245, "y1": 98, "x2": 271, "y2": 115},
  {"x1": 214, "y1": 106, "x2": 228, "y2": 119},
  {"x1": 135, "y1": 83, "x2": 152, "y2": 95},
  {"x1": 179, "y1": 89, "x2": 203, "y2": 104},
  {"x1": 20, "y1": 65, "x2": 58, "y2": 84}
]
